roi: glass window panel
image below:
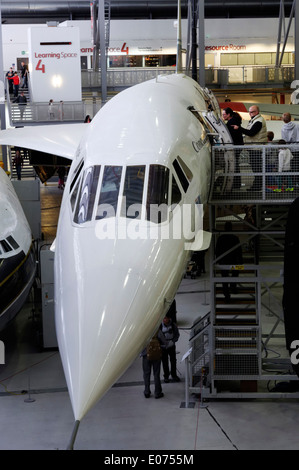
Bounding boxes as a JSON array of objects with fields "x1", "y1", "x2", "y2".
[
  {"x1": 6, "y1": 236, "x2": 19, "y2": 250},
  {"x1": 146, "y1": 165, "x2": 169, "y2": 223},
  {"x1": 121, "y1": 165, "x2": 145, "y2": 219},
  {"x1": 70, "y1": 177, "x2": 81, "y2": 212},
  {"x1": 237, "y1": 53, "x2": 255, "y2": 65},
  {"x1": 177, "y1": 156, "x2": 193, "y2": 182},
  {"x1": 220, "y1": 54, "x2": 238, "y2": 66},
  {"x1": 0, "y1": 240, "x2": 12, "y2": 253},
  {"x1": 74, "y1": 166, "x2": 101, "y2": 224},
  {"x1": 173, "y1": 158, "x2": 189, "y2": 192},
  {"x1": 70, "y1": 159, "x2": 84, "y2": 193},
  {"x1": 255, "y1": 53, "x2": 272, "y2": 65},
  {"x1": 96, "y1": 165, "x2": 122, "y2": 220}
]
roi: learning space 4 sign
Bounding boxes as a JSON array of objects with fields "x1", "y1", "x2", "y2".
[{"x1": 28, "y1": 26, "x2": 82, "y2": 102}]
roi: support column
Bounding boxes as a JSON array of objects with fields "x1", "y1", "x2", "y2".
[
  {"x1": 98, "y1": 0, "x2": 107, "y2": 104},
  {"x1": 198, "y1": 0, "x2": 205, "y2": 87},
  {"x1": 0, "y1": 5, "x2": 7, "y2": 171},
  {"x1": 295, "y1": 0, "x2": 299, "y2": 79}
]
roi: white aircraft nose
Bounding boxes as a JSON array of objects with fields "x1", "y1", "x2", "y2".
[
  {"x1": 54, "y1": 226, "x2": 181, "y2": 421},
  {"x1": 55, "y1": 260, "x2": 146, "y2": 420}
]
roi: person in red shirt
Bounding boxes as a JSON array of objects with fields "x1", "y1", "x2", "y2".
[{"x1": 12, "y1": 72, "x2": 20, "y2": 97}]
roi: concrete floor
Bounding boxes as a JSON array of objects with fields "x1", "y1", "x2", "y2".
[{"x1": 0, "y1": 181, "x2": 298, "y2": 451}]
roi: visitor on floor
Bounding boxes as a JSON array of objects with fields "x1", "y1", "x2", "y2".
[{"x1": 160, "y1": 315, "x2": 180, "y2": 383}]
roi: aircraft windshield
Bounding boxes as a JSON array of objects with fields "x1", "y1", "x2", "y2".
[{"x1": 72, "y1": 163, "x2": 182, "y2": 225}]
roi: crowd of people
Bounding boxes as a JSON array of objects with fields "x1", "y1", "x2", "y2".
[
  {"x1": 221, "y1": 106, "x2": 299, "y2": 193},
  {"x1": 6, "y1": 61, "x2": 28, "y2": 97}
]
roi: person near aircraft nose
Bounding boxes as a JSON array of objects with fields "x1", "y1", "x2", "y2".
[
  {"x1": 222, "y1": 107, "x2": 244, "y2": 145},
  {"x1": 232, "y1": 105, "x2": 267, "y2": 191},
  {"x1": 141, "y1": 330, "x2": 165, "y2": 399},
  {"x1": 160, "y1": 315, "x2": 180, "y2": 383},
  {"x1": 222, "y1": 107, "x2": 244, "y2": 189}
]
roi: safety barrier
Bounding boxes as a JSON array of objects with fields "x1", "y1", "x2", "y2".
[{"x1": 210, "y1": 143, "x2": 299, "y2": 204}]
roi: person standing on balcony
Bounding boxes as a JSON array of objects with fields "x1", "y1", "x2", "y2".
[
  {"x1": 281, "y1": 113, "x2": 299, "y2": 143},
  {"x1": 222, "y1": 107, "x2": 244, "y2": 145},
  {"x1": 232, "y1": 105, "x2": 267, "y2": 191},
  {"x1": 222, "y1": 107, "x2": 243, "y2": 190},
  {"x1": 281, "y1": 113, "x2": 299, "y2": 187},
  {"x1": 48, "y1": 99, "x2": 55, "y2": 120}
]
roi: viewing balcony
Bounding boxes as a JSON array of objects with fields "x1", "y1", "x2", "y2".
[{"x1": 209, "y1": 143, "x2": 299, "y2": 204}]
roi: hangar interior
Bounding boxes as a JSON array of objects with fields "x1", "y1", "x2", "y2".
[{"x1": 1, "y1": 0, "x2": 299, "y2": 451}]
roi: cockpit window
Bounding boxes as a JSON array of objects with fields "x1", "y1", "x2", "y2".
[
  {"x1": 173, "y1": 158, "x2": 189, "y2": 192},
  {"x1": 0, "y1": 236, "x2": 20, "y2": 256},
  {"x1": 121, "y1": 165, "x2": 145, "y2": 219},
  {"x1": 177, "y1": 156, "x2": 193, "y2": 182},
  {"x1": 0, "y1": 239, "x2": 13, "y2": 254},
  {"x1": 70, "y1": 159, "x2": 84, "y2": 193},
  {"x1": 74, "y1": 165, "x2": 101, "y2": 224},
  {"x1": 70, "y1": 159, "x2": 84, "y2": 212},
  {"x1": 96, "y1": 165, "x2": 122, "y2": 220},
  {"x1": 146, "y1": 165, "x2": 169, "y2": 223},
  {"x1": 6, "y1": 236, "x2": 19, "y2": 250}
]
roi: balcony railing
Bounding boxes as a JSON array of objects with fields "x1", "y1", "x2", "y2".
[
  {"x1": 81, "y1": 65, "x2": 295, "y2": 90},
  {"x1": 210, "y1": 143, "x2": 299, "y2": 204}
]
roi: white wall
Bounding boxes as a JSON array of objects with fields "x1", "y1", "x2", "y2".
[{"x1": 2, "y1": 18, "x2": 293, "y2": 68}]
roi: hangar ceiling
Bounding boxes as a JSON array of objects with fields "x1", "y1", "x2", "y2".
[{"x1": 0, "y1": 0, "x2": 295, "y2": 24}]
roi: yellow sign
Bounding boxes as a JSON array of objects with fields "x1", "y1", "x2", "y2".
[{"x1": 231, "y1": 265, "x2": 244, "y2": 271}]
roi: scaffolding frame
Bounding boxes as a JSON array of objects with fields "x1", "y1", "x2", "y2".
[{"x1": 186, "y1": 143, "x2": 299, "y2": 399}]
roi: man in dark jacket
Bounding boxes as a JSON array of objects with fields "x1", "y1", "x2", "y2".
[
  {"x1": 222, "y1": 107, "x2": 244, "y2": 145},
  {"x1": 222, "y1": 107, "x2": 243, "y2": 190},
  {"x1": 160, "y1": 316, "x2": 180, "y2": 383},
  {"x1": 13, "y1": 91, "x2": 27, "y2": 120}
]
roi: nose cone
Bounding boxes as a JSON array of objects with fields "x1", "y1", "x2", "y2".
[
  {"x1": 54, "y1": 225, "x2": 173, "y2": 421},
  {"x1": 55, "y1": 259, "x2": 144, "y2": 420}
]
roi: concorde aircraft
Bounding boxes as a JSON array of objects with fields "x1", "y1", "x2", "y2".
[
  {"x1": 0, "y1": 73, "x2": 234, "y2": 437},
  {"x1": 0, "y1": 166, "x2": 36, "y2": 330}
]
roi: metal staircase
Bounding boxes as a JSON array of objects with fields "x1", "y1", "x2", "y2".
[
  {"x1": 10, "y1": 147, "x2": 36, "y2": 179},
  {"x1": 185, "y1": 143, "x2": 299, "y2": 399}
]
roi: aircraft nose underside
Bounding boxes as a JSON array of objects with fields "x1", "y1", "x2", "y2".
[{"x1": 55, "y1": 258, "x2": 147, "y2": 420}]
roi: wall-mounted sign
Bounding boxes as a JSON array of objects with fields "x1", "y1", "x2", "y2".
[{"x1": 28, "y1": 26, "x2": 82, "y2": 102}]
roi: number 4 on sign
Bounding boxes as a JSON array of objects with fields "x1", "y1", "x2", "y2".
[
  {"x1": 36, "y1": 59, "x2": 45, "y2": 73},
  {"x1": 121, "y1": 42, "x2": 129, "y2": 55}
]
